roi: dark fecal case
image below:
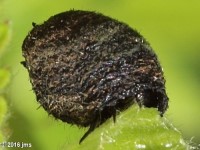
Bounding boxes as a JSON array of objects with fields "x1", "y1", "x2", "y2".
[{"x1": 22, "y1": 10, "x2": 169, "y2": 143}]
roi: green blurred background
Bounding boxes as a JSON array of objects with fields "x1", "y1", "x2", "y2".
[{"x1": 0, "y1": 0, "x2": 200, "y2": 149}]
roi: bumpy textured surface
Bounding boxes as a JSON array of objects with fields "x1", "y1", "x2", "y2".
[{"x1": 22, "y1": 10, "x2": 168, "y2": 143}]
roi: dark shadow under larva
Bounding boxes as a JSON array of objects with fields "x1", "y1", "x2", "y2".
[{"x1": 21, "y1": 10, "x2": 169, "y2": 144}]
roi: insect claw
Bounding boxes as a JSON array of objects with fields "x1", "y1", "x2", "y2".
[{"x1": 79, "y1": 115, "x2": 99, "y2": 144}]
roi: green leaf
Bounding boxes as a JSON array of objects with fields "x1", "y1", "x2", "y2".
[
  {"x1": 0, "y1": 96, "x2": 7, "y2": 142},
  {"x1": 0, "y1": 69, "x2": 10, "y2": 90},
  {"x1": 0, "y1": 96, "x2": 7, "y2": 125},
  {"x1": 0, "y1": 21, "x2": 11, "y2": 57},
  {"x1": 68, "y1": 105, "x2": 189, "y2": 150},
  {"x1": 0, "y1": 98, "x2": 8, "y2": 144}
]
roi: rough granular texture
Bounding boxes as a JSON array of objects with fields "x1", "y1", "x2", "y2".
[{"x1": 22, "y1": 10, "x2": 168, "y2": 143}]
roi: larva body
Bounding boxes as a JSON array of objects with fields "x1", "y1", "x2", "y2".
[{"x1": 22, "y1": 10, "x2": 168, "y2": 143}]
